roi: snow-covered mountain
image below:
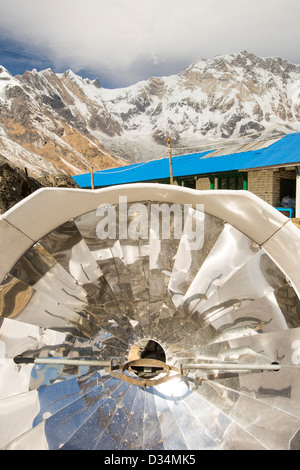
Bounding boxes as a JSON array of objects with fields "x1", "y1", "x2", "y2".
[
  {"x1": 0, "y1": 66, "x2": 126, "y2": 176},
  {"x1": 90, "y1": 50, "x2": 300, "y2": 160},
  {"x1": 1, "y1": 50, "x2": 300, "y2": 175}
]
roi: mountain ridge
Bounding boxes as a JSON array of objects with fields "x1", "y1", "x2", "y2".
[{"x1": 0, "y1": 50, "x2": 300, "y2": 176}]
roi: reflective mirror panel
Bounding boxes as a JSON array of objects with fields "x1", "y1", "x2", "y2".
[{"x1": 1, "y1": 197, "x2": 300, "y2": 450}]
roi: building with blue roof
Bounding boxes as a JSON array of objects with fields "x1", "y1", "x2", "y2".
[{"x1": 73, "y1": 132, "x2": 300, "y2": 217}]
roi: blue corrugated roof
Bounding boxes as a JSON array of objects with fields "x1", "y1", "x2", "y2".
[{"x1": 73, "y1": 132, "x2": 300, "y2": 188}]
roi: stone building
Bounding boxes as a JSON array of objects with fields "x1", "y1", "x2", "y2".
[
  {"x1": 73, "y1": 132, "x2": 300, "y2": 217},
  {"x1": 196, "y1": 166, "x2": 297, "y2": 210}
]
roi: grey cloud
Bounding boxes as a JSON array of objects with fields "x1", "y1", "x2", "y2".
[{"x1": 0, "y1": 0, "x2": 300, "y2": 87}]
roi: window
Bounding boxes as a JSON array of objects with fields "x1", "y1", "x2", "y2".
[{"x1": 217, "y1": 172, "x2": 247, "y2": 190}]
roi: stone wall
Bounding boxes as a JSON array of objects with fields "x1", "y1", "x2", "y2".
[
  {"x1": 248, "y1": 168, "x2": 296, "y2": 206},
  {"x1": 247, "y1": 169, "x2": 275, "y2": 205},
  {"x1": 195, "y1": 177, "x2": 211, "y2": 190}
]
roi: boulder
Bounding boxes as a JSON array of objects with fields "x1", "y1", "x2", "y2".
[
  {"x1": 0, "y1": 155, "x2": 42, "y2": 214},
  {"x1": 0, "y1": 154, "x2": 79, "y2": 214}
]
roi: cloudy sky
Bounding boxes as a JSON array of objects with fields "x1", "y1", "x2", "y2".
[{"x1": 0, "y1": 0, "x2": 300, "y2": 88}]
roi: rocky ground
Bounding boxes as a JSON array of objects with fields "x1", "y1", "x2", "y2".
[{"x1": 0, "y1": 154, "x2": 79, "y2": 214}]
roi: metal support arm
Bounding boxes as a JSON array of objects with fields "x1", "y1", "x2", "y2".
[{"x1": 13, "y1": 356, "x2": 281, "y2": 389}]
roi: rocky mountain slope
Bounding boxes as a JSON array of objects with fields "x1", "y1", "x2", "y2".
[
  {"x1": 0, "y1": 67, "x2": 127, "y2": 177},
  {"x1": 93, "y1": 50, "x2": 300, "y2": 160},
  {"x1": 0, "y1": 50, "x2": 300, "y2": 174}
]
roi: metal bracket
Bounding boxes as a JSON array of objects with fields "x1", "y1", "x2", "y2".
[{"x1": 108, "y1": 359, "x2": 182, "y2": 390}]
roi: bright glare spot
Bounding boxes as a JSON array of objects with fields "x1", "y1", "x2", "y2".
[{"x1": 155, "y1": 377, "x2": 189, "y2": 397}]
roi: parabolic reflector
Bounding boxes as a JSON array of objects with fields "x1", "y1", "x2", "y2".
[{"x1": 0, "y1": 183, "x2": 300, "y2": 450}]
